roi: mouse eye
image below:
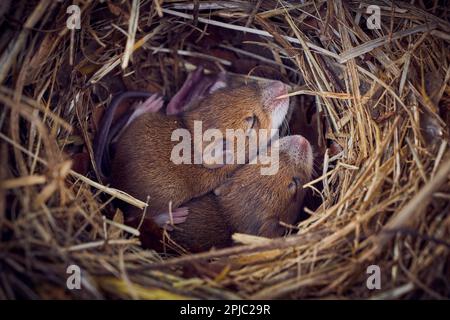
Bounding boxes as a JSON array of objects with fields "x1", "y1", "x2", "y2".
[
  {"x1": 288, "y1": 177, "x2": 301, "y2": 193},
  {"x1": 245, "y1": 115, "x2": 257, "y2": 129}
]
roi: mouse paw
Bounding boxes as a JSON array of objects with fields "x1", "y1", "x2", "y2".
[
  {"x1": 166, "y1": 66, "x2": 205, "y2": 115},
  {"x1": 140, "y1": 94, "x2": 165, "y2": 113},
  {"x1": 153, "y1": 207, "x2": 189, "y2": 231},
  {"x1": 125, "y1": 94, "x2": 164, "y2": 127}
]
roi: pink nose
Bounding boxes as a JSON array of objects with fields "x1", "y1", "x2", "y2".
[
  {"x1": 267, "y1": 80, "x2": 288, "y2": 98},
  {"x1": 290, "y1": 135, "x2": 310, "y2": 151},
  {"x1": 280, "y1": 135, "x2": 313, "y2": 170},
  {"x1": 261, "y1": 81, "x2": 289, "y2": 110}
]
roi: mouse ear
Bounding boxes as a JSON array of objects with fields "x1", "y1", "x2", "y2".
[{"x1": 202, "y1": 137, "x2": 233, "y2": 169}]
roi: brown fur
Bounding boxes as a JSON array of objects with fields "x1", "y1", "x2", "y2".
[
  {"x1": 167, "y1": 136, "x2": 313, "y2": 252},
  {"x1": 163, "y1": 195, "x2": 233, "y2": 252},
  {"x1": 110, "y1": 83, "x2": 283, "y2": 219}
]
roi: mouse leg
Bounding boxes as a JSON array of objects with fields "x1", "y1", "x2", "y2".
[
  {"x1": 166, "y1": 67, "x2": 204, "y2": 115},
  {"x1": 258, "y1": 218, "x2": 287, "y2": 238},
  {"x1": 124, "y1": 94, "x2": 164, "y2": 128},
  {"x1": 153, "y1": 207, "x2": 189, "y2": 231},
  {"x1": 109, "y1": 95, "x2": 165, "y2": 155},
  {"x1": 110, "y1": 94, "x2": 164, "y2": 147},
  {"x1": 166, "y1": 67, "x2": 227, "y2": 115}
]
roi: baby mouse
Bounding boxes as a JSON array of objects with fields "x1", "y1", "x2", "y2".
[
  {"x1": 94, "y1": 67, "x2": 225, "y2": 179},
  {"x1": 141, "y1": 134, "x2": 314, "y2": 252},
  {"x1": 109, "y1": 72, "x2": 290, "y2": 228}
]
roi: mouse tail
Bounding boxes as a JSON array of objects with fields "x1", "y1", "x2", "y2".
[{"x1": 93, "y1": 91, "x2": 154, "y2": 180}]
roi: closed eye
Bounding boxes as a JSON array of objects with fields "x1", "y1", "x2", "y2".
[
  {"x1": 288, "y1": 177, "x2": 301, "y2": 192},
  {"x1": 245, "y1": 115, "x2": 257, "y2": 129}
]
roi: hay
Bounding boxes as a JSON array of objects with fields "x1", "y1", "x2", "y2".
[{"x1": 0, "y1": 0, "x2": 449, "y2": 299}]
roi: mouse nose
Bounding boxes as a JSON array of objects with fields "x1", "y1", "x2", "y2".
[
  {"x1": 278, "y1": 135, "x2": 312, "y2": 162},
  {"x1": 263, "y1": 81, "x2": 288, "y2": 99},
  {"x1": 278, "y1": 135, "x2": 310, "y2": 151},
  {"x1": 261, "y1": 81, "x2": 288, "y2": 109},
  {"x1": 291, "y1": 135, "x2": 310, "y2": 151},
  {"x1": 269, "y1": 80, "x2": 288, "y2": 98},
  {"x1": 275, "y1": 135, "x2": 313, "y2": 180}
]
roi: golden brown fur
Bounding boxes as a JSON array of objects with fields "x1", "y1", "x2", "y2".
[
  {"x1": 110, "y1": 83, "x2": 284, "y2": 219},
  {"x1": 167, "y1": 135, "x2": 313, "y2": 252}
]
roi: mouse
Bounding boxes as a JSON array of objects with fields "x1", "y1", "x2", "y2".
[
  {"x1": 93, "y1": 91, "x2": 156, "y2": 180},
  {"x1": 140, "y1": 134, "x2": 314, "y2": 252},
  {"x1": 105, "y1": 69, "x2": 290, "y2": 228},
  {"x1": 94, "y1": 67, "x2": 226, "y2": 180}
]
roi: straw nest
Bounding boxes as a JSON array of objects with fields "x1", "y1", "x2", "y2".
[{"x1": 0, "y1": 0, "x2": 449, "y2": 299}]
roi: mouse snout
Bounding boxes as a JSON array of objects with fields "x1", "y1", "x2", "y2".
[
  {"x1": 260, "y1": 81, "x2": 290, "y2": 130},
  {"x1": 261, "y1": 81, "x2": 288, "y2": 108},
  {"x1": 277, "y1": 135, "x2": 313, "y2": 177},
  {"x1": 268, "y1": 80, "x2": 288, "y2": 98},
  {"x1": 293, "y1": 135, "x2": 310, "y2": 151}
]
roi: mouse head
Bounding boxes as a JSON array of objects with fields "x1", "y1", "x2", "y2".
[
  {"x1": 214, "y1": 135, "x2": 313, "y2": 238},
  {"x1": 182, "y1": 81, "x2": 290, "y2": 168}
]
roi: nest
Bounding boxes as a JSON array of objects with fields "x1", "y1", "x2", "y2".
[{"x1": 1, "y1": 0, "x2": 449, "y2": 299}]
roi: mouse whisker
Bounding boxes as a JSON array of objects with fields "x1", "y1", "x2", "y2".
[{"x1": 281, "y1": 118, "x2": 290, "y2": 136}]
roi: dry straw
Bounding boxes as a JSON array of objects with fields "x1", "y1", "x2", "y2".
[{"x1": 0, "y1": 0, "x2": 449, "y2": 299}]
